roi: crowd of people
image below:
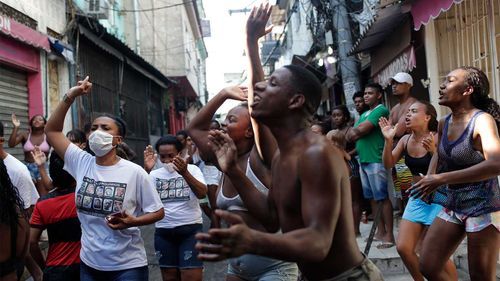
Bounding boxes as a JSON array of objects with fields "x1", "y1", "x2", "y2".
[{"x1": 0, "y1": 3, "x2": 499, "y2": 281}]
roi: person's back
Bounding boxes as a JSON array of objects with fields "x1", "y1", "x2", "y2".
[{"x1": 30, "y1": 152, "x2": 81, "y2": 280}]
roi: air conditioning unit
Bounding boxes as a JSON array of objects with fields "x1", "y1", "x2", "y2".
[{"x1": 86, "y1": 0, "x2": 109, "y2": 19}]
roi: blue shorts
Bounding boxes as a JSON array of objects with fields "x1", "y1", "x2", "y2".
[
  {"x1": 402, "y1": 196, "x2": 442, "y2": 225},
  {"x1": 80, "y1": 262, "x2": 147, "y2": 281},
  {"x1": 26, "y1": 162, "x2": 47, "y2": 181},
  {"x1": 359, "y1": 163, "x2": 389, "y2": 201},
  {"x1": 154, "y1": 224, "x2": 203, "y2": 269},
  {"x1": 228, "y1": 254, "x2": 298, "y2": 281}
]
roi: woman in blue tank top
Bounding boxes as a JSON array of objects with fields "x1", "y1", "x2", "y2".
[
  {"x1": 379, "y1": 101, "x2": 456, "y2": 281},
  {"x1": 411, "y1": 67, "x2": 500, "y2": 281}
]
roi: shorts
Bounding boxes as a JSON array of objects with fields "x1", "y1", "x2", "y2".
[
  {"x1": 402, "y1": 196, "x2": 443, "y2": 225},
  {"x1": 154, "y1": 224, "x2": 203, "y2": 269},
  {"x1": 202, "y1": 165, "x2": 222, "y2": 186},
  {"x1": 359, "y1": 163, "x2": 389, "y2": 201},
  {"x1": 437, "y1": 209, "x2": 500, "y2": 232},
  {"x1": 392, "y1": 159, "x2": 412, "y2": 199},
  {"x1": 319, "y1": 254, "x2": 383, "y2": 281},
  {"x1": 228, "y1": 254, "x2": 298, "y2": 281},
  {"x1": 80, "y1": 262, "x2": 148, "y2": 281},
  {"x1": 26, "y1": 162, "x2": 47, "y2": 181}
]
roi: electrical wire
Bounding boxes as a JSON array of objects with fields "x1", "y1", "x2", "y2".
[
  {"x1": 83, "y1": 0, "x2": 197, "y2": 12},
  {"x1": 262, "y1": 0, "x2": 299, "y2": 66}
]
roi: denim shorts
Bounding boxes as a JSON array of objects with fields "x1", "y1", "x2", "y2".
[
  {"x1": 26, "y1": 162, "x2": 47, "y2": 181},
  {"x1": 228, "y1": 254, "x2": 298, "y2": 281},
  {"x1": 437, "y1": 208, "x2": 500, "y2": 232},
  {"x1": 359, "y1": 163, "x2": 389, "y2": 201},
  {"x1": 80, "y1": 262, "x2": 148, "y2": 281},
  {"x1": 402, "y1": 196, "x2": 442, "y2": 226},
  {"x1": 154, "y1": 224, "x2": 203, "y2": 269}
]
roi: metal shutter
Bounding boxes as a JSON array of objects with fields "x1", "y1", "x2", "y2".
[{"x1": 0, "y1": 64, "x2": 29, "y2": 161}]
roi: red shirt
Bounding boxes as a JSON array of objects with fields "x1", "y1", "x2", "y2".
[{"x1": 30, "y1": 188, "x2": 81, "y2": 266}]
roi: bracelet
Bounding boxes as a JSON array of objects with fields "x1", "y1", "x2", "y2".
[{"x1": 63, "y1": 93, "x2": 75, "y2": 104}]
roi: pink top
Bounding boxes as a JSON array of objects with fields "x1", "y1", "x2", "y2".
[{"x1": 23, "y1": 133, "x2": 50, "y2": 153}]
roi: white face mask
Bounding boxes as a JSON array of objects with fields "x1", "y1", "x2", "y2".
[
  {"x1": 163, "y1": 162, "x2": 176, "y2": 173},
  {"x1": 88, "y1": 130, "x2": 116, "y2": 157}
]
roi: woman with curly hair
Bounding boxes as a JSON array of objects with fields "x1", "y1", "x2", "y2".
[
  {"x1": 0, "y1": 158, "x2": 30, "y2": 281},
  {"x1": 411, "y1": 67, "x2": 500, "y2": 280}
]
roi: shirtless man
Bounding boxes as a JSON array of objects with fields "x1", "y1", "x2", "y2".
[
  {"x1": 195, "y1": 4, "x2": 382, "y2": 280},
  {"x1": 389, "y1": 73, "x2": 417, "y2": 209}
]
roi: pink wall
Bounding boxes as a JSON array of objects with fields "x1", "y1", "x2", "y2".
[{"x1": 0, "y1": 35, "x2": 43, "y2": 118}]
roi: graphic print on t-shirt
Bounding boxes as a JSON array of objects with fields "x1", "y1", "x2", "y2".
[
  {"x1": 155, "y1": 176, "x2": 190, "y2": 203},
  {"x1": 76, "y1": 176, "x2": 126, "y2": 217}
]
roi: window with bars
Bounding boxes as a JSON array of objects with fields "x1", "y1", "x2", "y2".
[{"x1": 434, "y1": 0, "x2": 500, "y2": 101}]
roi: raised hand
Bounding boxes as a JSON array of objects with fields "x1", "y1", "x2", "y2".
[
  {"x1": 172, "y1": 155, "x2": 188, "y2": 175},
  {"x1": 195, "y1": 210, "x2": 253, "y2": 261},
  {"x1": 31, "y1": 146, "x2": 47, "y2": 167},
  {"x1": 221, "y1": 86, "x2": 248, "y2": 101},
  {"x1": 246, "y1": 2, "x2": 273, "y2": 40},
  {"x1": 68, "y1": 76, "x2": 92, "y2": 98},
  {"x1": 208, "y1": 130, "x2": 238, "y2": 173},
  {"x1": 407, "y1": 173, "x2": 444, "y2": 200},
  {"x1": 421, "y1": 132, "x2": 436, "y2": 154},
  {"x1": 379, "y1": 117, "x2": 398, "y2": 140},
  {"x1": 143, "y1": 145, "x2": 157, "y2": 173},
  {"x1": 11, "y1": 113, "x2": 20, "y2": 128}
]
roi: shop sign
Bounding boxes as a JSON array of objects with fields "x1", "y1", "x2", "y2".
[{"x1": 374, "y1": 46, "x2": 416, "y2": 87}]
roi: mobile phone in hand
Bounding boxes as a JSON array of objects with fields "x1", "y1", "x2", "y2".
[{"x1": 106, "y1": 212, "x2": 125, "y2": 223}]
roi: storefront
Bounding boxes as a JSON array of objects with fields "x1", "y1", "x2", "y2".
[
  {"x1": 0, "y1": 14, "x2": 50, "y2": 159},
  {"x1": 350, "y1": 1, "x2": 429, "y2": 108},
  {"x1": 417, "y1": 0, "x2": 500, "y2": 116}
]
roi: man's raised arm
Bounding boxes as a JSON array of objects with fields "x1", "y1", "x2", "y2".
[{"x1": 246, "y1": 3, "x2": 277, "y2": 167}]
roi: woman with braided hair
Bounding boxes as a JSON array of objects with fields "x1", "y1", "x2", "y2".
[
  {"x1": 410, "y1": 66, "x2": 500, "y2": 281},
  {"x1": 0, "y1": 158, "x2": 30, "y2": 281}
]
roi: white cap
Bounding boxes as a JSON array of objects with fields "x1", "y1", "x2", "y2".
[{"x1": 391, "y1": 72, "x2": 413, "y2": 86}]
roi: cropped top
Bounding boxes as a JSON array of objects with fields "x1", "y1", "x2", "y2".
[
  {"x1": 216, "y1": 158, "x2": 268, "y2": 212},
  {"x1": 403, "y1": 137, "x2": 433, "y2": 176},
  {"x1": 23, "y1": 133, "x2": 50, "y2": 153}
]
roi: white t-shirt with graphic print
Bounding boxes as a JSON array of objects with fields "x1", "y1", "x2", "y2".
[
  {"x1": 150, "y1": 164, "x2": 205, "y2": 228},
  {"x1": 64, "y1": 143, "x2": 163, "y2": 271}
]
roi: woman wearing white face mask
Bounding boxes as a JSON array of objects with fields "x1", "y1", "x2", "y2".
[
  {"x1": 45, "y1": 76, "x2": 164, "y2": 281},
  {"x1": 143, "y1": 135, "x2": 207, "y2": 281}
]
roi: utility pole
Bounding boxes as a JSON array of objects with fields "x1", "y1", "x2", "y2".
[{"x1": 331, "y1": 0, "x2": 361, "y2": 109}]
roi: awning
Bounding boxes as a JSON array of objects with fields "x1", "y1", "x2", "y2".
[
  {"x1": 0, "y1": 14, "x2": 50, "y2": 52},
  {"x1": 78, "y1": 24, "x2": 124, "y2": 61},
  {"x1": 350, "y1": 3, "x2": 410, "y2": 55},
  {"x1": 411, "y1": 0, "x2": 464, "y2": 31},
  {"x1": 169, "y1": 76, "x2": 197, "y2": 99}
]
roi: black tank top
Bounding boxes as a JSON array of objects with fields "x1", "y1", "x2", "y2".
[{"x1": 402, "y1": 136, "x2": 432, "y2": 176}]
